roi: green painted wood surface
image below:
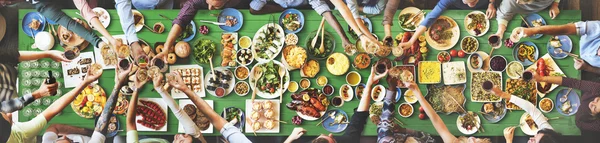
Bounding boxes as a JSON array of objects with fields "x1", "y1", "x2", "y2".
[{"x1": 18, "y1": 9, "x2": 581, "y2": 136}]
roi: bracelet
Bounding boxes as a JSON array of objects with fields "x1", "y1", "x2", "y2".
[{"x1": 358, "y1": 33, "x2": 365, "y2": 38}]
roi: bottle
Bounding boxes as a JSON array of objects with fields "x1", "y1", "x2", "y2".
[{"x1": 46, "y1": 70, "x2": 57, "y2": 96}]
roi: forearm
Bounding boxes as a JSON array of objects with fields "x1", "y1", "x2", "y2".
[
  {"x1": 361, "y1": 0, "x2": 386, "y2": 15},
  {"x1": 126, "y1": 90, "x2": 139, "y2": 131},
  {"x1": 331, "y1": 0, "x2": 365, "y2": 36},
  {"x1": 356, "y1": 18, "x2": 377, "y2": 41},
  {"x1": 509, "y1": 95, "x2": 553, "y2": 129},
  {"x1": 18, "y1": 51, "x2": 49, "y2": 62},
  {"x1": 582, "y1": 64, "x2": 600, "y2": 75},
  {"x1": 35, "y1": 2, "x2": 102, "y2": 47},
  {"x1": 163, "y1": 24, "x2": 183, "y2": 54},
  {"x1": 48, "y1": 124, "x2": 93, "y2": 136},
  {"x1": 323, "y1": 12, "x2": 350, "y2": 43},
  {"x1": 382, "y1": 0, "x2": 400, "y2": 27},
  {"x1": 183, "y1": 89, "x2": 227, "y2": 131},
  {"x1": 115, "y1": 0, "x2": 139, "y2": 44},
  {"x1": 414, "y1": 88, "x2": 456, "y2": 143},
  {"x1": 157, "y1": 89, "x2": 201, "y2": 137},
  {"x1": 408, "y1": 26, "x2": 427, "y2": 44},
  {"x1": 540, "y1": 76, "x2": 563, "y2": 85},
  {"x1": 384, "y1": 24, "x2": 392, "y2": 37},
  {"x1": 0, "y1": 93, "x2": 35, "y2": 113},
  {"x1": 41, "y1": 80, "x2": 89, "y2": 121},
  {"x1": 94, "y1": 81, "x2": 125, "y2": 132},
  {"x1": 530, "y1": 23, "x2": 577, "y2": 36},
  {"x1": 559, "y1": 77, "x2": 600, "y2": 94}
]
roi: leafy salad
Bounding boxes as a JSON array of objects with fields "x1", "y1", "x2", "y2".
[
  {"x1": 255, "y1": 61, "x2": 287, "y2": 94},
  {"x1": 193, "y1": 39, "x2": 217, "y2": 64}
]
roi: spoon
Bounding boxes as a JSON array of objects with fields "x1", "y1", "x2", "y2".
[
  {"x1": 317, "y1": 111, "x2": 336, "y2": 126},
  {"x1": 319, "y1": 22, "x2": 326, "y2": 53},
  {"x1": 278, "y1": 66, "x2": 286, "y2": 103},
  {"x1": 560, "y1": 88, "x2": 572, "y2": 103},
  {"x1": 208, "y1": 55, "x2": 216, "y2": 81},
  {"x1": 554, "y1": 47, "x2": 580, "y2": 59},
  {"x1": 311, "y1": 18, "x2": 326, "y2": 48},
  {"x1": 251, "y1": 67, "x2": 263, "y2": 103}
]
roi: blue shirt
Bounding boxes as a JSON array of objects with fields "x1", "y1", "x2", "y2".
[
  {"x1": 420, "y1": 0, "x2": 489, "y2": 28},
  {"x1": 576, "y1": 21, "x2": 600, "y2": 68}
]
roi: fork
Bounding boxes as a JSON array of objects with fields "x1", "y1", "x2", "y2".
[
  {"x1": 199, "y1": 20, "x2": 227, "y2": 26},
  {"x1": 554, "y1": 48, "x2": 580, "y2": 60}
]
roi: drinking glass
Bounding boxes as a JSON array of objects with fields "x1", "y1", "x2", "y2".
[
  {"x1": 32, "y1": 99, "x2": 41, "y2": 106},
  {"x1": 51, "y1": 62, "x2": 61, "y2": 69},
  {"x1": 42, "y1": 98, "x2": 53, "y2": 106},
  {"x1": 55, "y1": 89, "x2": 62, "y2": 96},
  {"x1": 52, "y1": 70, "x2": 61, "y2": 78},
  {"x1": 40, "y1": 60, "x2": 50, "y2": 68},
  {"x1": 21, "y1": 61, "x2": 31, "y2": 69},
  {"x1": 29, "y1": 60, "x2": 39, "y2": 68},
  {"x1": 22, "y1": 108, "x2": 32, "y2": 117},
  {"x1": 33, "y1": 108, "x2": 43, "y2": 116},
  {"x1": 22, "y1": 70, "x2": 33, "y2": 78},
  {"x1": 21, "y1": 79, "x2": 33, "y2": 87},
  {"x1": 22, "y1": 88, "x2": 32, "y2": 95}
]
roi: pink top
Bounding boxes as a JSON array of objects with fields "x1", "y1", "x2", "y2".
[{"x1": 73, "y1": 0, "x2": 98, "y2": 22}]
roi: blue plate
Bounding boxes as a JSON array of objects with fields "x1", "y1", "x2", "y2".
[
  {"x1": 480, "y1": 101, "x2": 507, "y2": 123},
  {"x1": 547, "y1": 35, "x2": 573, "y2": 59},
  {"x1": 182, "y1": 21, "x2": 196, "y2": 42},
  {"x1": 22, "y1": 12, "x2": 46, "y2": 37},
  {"x1": 322, "y1": 109, "x2": 348, "y2": 133},
  {"x1": 279, "y1": 8, "x2": 305, "y2": 34},
  {"x1": 362, "y1": 16, "x2": 373, "y2": 32},
  {"x1": 94, "y1": 114, "x2": 120, "y2": 138},
  {"x1": 218, "y1": 8, "x2": 243, "y2": 32},
  {"x1": 555, "y1": 88, "x2": 580, "y2": 116},
  {"x1": 521, "y1": 14, "x2": 546, "y2": 39},
  {"x1": 221, "y1": 107, "x2": 245, "y2": 131},
  {"x1": 395, "y1": 88, "x2": 402, "y2": 103},
  {"x1": 512, "y1": 41, "x2": 539, "y2": 66}
]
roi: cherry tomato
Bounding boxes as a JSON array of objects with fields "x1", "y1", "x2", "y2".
[
  {"x1": 450, "y1": 50, "x2": 458, "y2": 57},
  {"x1": 458, "y1": 50, "x2": 466, "y2": 58}
]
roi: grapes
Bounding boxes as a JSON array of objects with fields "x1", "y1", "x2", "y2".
[
  {"x1": 199, "y1": 25, "x2": 209, "y2": 35},
  {"x1": 292, "y1": 115, "x2": 303, "y2": 125}
]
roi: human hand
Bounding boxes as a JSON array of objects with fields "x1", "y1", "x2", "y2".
[
  {"x1": 509, "y1": 27, "x2": 529, "y2": 43},
  {"x1": 83, "y1": 65, "x2": 103, "y2": 84},
  {"x1": 152, "y1": 72, "x2": 165, "y2": 90},
  {"x1": 386, "y1": 76, "x2": 399, "y2": 91},
  {"x1": 115, "y1": 61, "x2": 131, "y2": 84},
  {"x1": 368, "y1": 65, "x2": 387, "y2": 84},
  {"x1": 549, "y1": 3, "x2": 560, "y2": 19},
  {"x1": 134, "y1": 73, "x2": 148, "y2": 91},
  {"x1": 403, "y1": 81, "x2": 418, "y2": 90},
  {"x1": 46, "y1": 50, "x2": 71, "y2": 62},
  {"x1": 153, "y1": 50, "x2": 169, "y2": 65},
  {"x1": 503, "y1": 126, "x2": 516, "y2": 143},
  {"x1": 166, "y1": 71, "x2": 189, "y2": 92},
  {"x1": 397, "y1": 42, "x2": 412, "y2": 50},
  {"x1": 490, "y1": 85, "x2": 509, "y2": 99},
  {"x1": 530, "y1": 70, "x2": 544, "y2": 82},
  {"x1": 131, "y1": 42, "x2": 147, "y2": 61},
  {"x1": 574, "y1": 58, "x2": 586, "y2": 70},
  {"x1": 33, "y1": 79, "x2": 59, "y2": 97},
  {"x1": 486, "y1": 3, "x2": 496, "y2": 19},
  {"x1": 287, "y1": 127, "x2": 306, "y2": 141}
]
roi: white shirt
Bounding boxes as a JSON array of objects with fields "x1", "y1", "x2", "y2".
[{"x1": 42, "y1": 132, "x2": 91, "y2": 143}]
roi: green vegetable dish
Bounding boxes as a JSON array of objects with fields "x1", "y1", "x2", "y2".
[
  {"x1": 283, "y1": 14, "x2": 301, "y2": 31},
  {"x1": 306, "y1": 31, "x2": 335, "y2": 59},
  {"x1": 193, "y1": 39, "x2": 217, "y2": 64},
  {"x1": 254, "y1": 24, "x2": 283, "y2": 60},
  {"x1": 178, "y1": 24, "x2": 194, "y2": 41},
  {"x1": 254, "y1": 61, "x2": 287, "y2": 94},
  {"x1": 398, "y1": 13, "x2": 416, "y2": 30}
]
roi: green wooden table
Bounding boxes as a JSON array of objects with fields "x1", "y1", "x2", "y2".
[{"x1": 18, "y1": 9, "x2": 581, "y2": 137}]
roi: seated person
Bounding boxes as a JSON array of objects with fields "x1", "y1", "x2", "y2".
[
  {"x1": 284, "y1": 66, "x2": 386, "y2": 143},
  {"x1": 1, "y1": 51, "x2": 64, "y2": 113},
  {"x1": 249, "y1": 0, "x2": 306, "y2": 15},
  {"x1": 41, "y1": 124, "x2": 93, "y2": 143},
  {"x1": 509, "y1": 21, "x2": 600, "y2": 75},
  {"x1": 158, "y1": 71, "x2": 252, "y2": 143},
  {"x1": 491, "y1": 0, "x2": 560, "y2": 40},
  {"x1": 132, "y1": 0, "x2": 174, "y2": 9},
  {"x1": 398, "y1": 0, "x2": 499, "y2": 49},
  {"x1": 491, "y1": 83, "x2": 563, "y2": 143},
  {"x1": 345, "y1": 0, "x2": 387, "y2": 15},
  {"x1": 330, "y1": 0, "x2": 381, "y2": 52},
  {"x1": 406, "y1": 81, "x2": 492, "y2": 143},
  {"x1": 0, "y1": 66, "x2": 102, "y2": 143},
  {"x1": 114, "y1": 0, "x2": 154, "y2": 60}
]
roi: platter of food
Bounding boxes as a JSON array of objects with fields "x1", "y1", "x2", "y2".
[
  {"x1": 426, "y1": 16, "x2": 460, "y2": 50},
  {"x1": 355, "y1": 83, "x2": 366, "y2": 100},
  {"x1": 480, "y1": 101, "x2": 507, "y2": 123},
  {"x1": 218, "y1": 8, "x2": 243, "y2": 32},
  {"x1": 71, "y1": 84, "x2": 106, "y2": 118},
  {"x1": 96, "y1": 36, "x2": 128, "y2": 69},
  {"x1": 178, "y1": 100, "x2": 214, "y2": 133},
  {"x1": 398, "y1": 7, "x2": 424, "y2": 31},
  {"x1": 252, "y1": 23, "x2": 285, "y2": 62},
  {"x1": 113, "y1": 93, "x2": 129, "y2": 115},
  {"x1": 235, "y1": 66, "x2": 249, "y2": 80},
  {"x1": 404, "y1": 89, "x2": 418, "y2": 104},
  {"x1": 179, "y1": 21, "x2": 196, "y2": 42},
  {"x1": 170, "y1": 65, "x2": 205, "y2": 98},
  {"x1": 525, "y1": 54, "x2": 565, "y2": 97},
  {"x1": 286, "y1": 88, "x2": 328, "y2": 120},
  {"x1": 249, "y1": 60, "x2": 290, "y2": 99},
  {"x1": 279, "y1": 9, "x2": 304, "y2": 34},
  {"x1": 132, "y1": 10, "x2": 144, "y2": 32},
  {"x1": 456, "y1": 111, "x2": 481, "y2": 135},
  {"x1": 136, "y1": 98, "x2": 168, "y2": 131},
  {"x1": 522, "y1": 13, "x2": 546, "y2": 39},
  {"x1": 547, "y1": 35, "x2": 573, "y2": 59},
  {"x1": 235, "y1": 81, "x2": 250, "y2": 96},
  {"x1": 464, "y1": 11, "x2": 489, "y2": 37},
  {"x1": 193, "y1": 38, "x2": 218, "y2": 64},
  {"x1": 204, "y1": 67, "x2": 235, "y2": 97},
  {"x1": 418, "y1": 61, "x2": 442, "y2": 84},
  {"x1": 505, "y1": 79, "x2": 537, "y2": 110},
  {"x1": 506, "y1": 61, "x2": 524, "y2": 79},
  {"x1": 442, "y1": 61, "x2": 467, "y2": 85},
  {"x1": 322, "y1": 109, "x2": 349, "y2": 133},
  {"x1": 425, "y1": 84, "x2": 466, "y2": 114},
  {"x1": 489, "y1": 55, "x2": 507, "y2": 72},
  {"x1": 371, "y1": 85, "x2": 385, "y2": 102},
  {"x1": 461, "y1": 36, "x2": 479, "y2": 54},
  {"x1": 394, "y1": 32, "x2": 428, "y2": 65},
  {"x1": 285, "y1": 33, "x2": 299, "y2": 45},
  {"x1": 221, "y1": 107, "x2": 245, "y2": 131},
  {"x1": 246, "y1": 100, "x2": 280, "y2": 133},
  {"x1": 470, "y1": 71, "x2": 502, "y2": 102},
  {"x1": 281, "y1": 45, "x2": 307, "y2": 70},
  {"x1": 221, "y1": 33, "x2": 238, "y2": 67},
  {"x1": 513, "y1": 41, "x2": 539, "y2": 66},
  {"x1": 61, "y1": 52, "x2": 98, "y2": 88},
  {"x1": 326, "y1": 53, "x2": 350, "y2": 76},
  {"x1": 91, "y1": 7, "x2": 110, "y2": 29},
  {"x1": 555, "y1": 88, "x2": 580, "y2": 116},
  {"x1": 340, "y1": 84, "x2": 353, "y2": 101},
  {"x1": 22, "y1": 12, "x2": 46, "y2": 37},
  {"x1": 389, "y1": 65, "x2": 415, "y2": 88},
  {"x1": 353, "y1": 52, "x2": 371, "y2": 69},
  {"x1": 305, "y1": 30, "x2": 335, "y2": 60},
  {"x1": 520, "y1": 113, "x2": 538, "y2": 136}
]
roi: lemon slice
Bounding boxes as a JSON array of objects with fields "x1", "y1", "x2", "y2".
[
  {"x1": 302, "y1": 94, "x2": 310, "y2": 102},
  {"x1": 420, "y1": 47, "x2": 428, "y2": 53},
  {"x1": 419, "y1": 41, "x2": 427, "y2": 47},
  {"x1": 86, "y1": 94, "x2": 95, "y2": 101},
  {"x1": 418, "y1": 35, "x2": 425, "y2": 41},
  {"x1": 86, "y1": 101, "x2": 93, "y2": 107},
  {"x1": 73, "y1": 99, "x2": 83, "y2": 106}
]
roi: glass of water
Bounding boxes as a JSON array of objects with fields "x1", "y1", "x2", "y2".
[
  {"x1": 51, "y1": 62, "x2": 61, "y2": 69},
  {"x1": 22, "y1": 108, "x2": 32, "y2": 117},
  {"x1": 55, "y1": 89, "x2": 62, "y2": 96},
  {"x1": 32, "y1": 99, "x2": 41, "y2": 106},
  {"x1": 33, "y1": 108, "x2": 43, "y2": 116},
  {"x1": 22, "y1": 88, "x2": 32, "y2": 95},
  {"x1": 22, "y1": 70, "x2": 33, "y2": 78},
  {"x1": 40, "y1": 60, "x2": 50, "y2": 68},
  {"x1": 21, "y1": 61, "x2": 31, "y2": 69},
  {"x1": 29, "y1": 60, "x2": 39, "y2": 68},
  {"x1": 21, "y1": 79, "x2": 32, "y2": 87},
  {"x1": 52, "y1": 70, "x2": 61, "y2": 78},
  {"x1": 42, "y1": 98, "x2": 53, "y2": 106}
]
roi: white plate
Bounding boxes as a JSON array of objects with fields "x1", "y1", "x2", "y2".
[
  {"x1": 442, "y1": 61, "x2": 467, "y2": 85},
  {"x1": 371, "y1": 85, "x2": 385, "y2": 102},
  {"x1": 95, "y1": 35, "x2": 128, "y2": 69},
  {"x1": 178, "y1": 100, "x2": 213, "y2": 133},
  {"x1": 404, "y1": 89, "x2": 418, "y2": 104},
  {"x1": 456, "y1": 113, "x2": 481, "y2": 135},
  {"x1": 525, "y1": 54, "x2": 565, "y2": 97},
  {"x1": 339, "y1": 84, "x2": 354, "y2": 102},
  {"x1": 398, "y1": 7, "x2": 424, "y2": 32},
  {"x1": 520, "y1": 113, "x2": 538, "y2": 136},
  {"x1": 252, "y1": 23, "x2": 285, "y2": 62},
  {"x1": 249, "y1": 60, "x2": 290, "y2": 99},
  {"x1": 426, "y1": 16, "x2": 460, "y2": 51},
  {"x1": 467, "y1": 51, "x2": 489, "y2": 72},
  {"x1": 62, "y1": 52, "x2": 97, "y2": 88},
  {"x1": 136, "y1": 98, "x2": 168, "y2": 132},
  {"x1": 464, "y1": 11, "x2": 489, "y2": 37},
  {"x1": 170, "y1": 65, "x2": 205, "y2": 98},
  {"x1": 132, "y1": 10, "x2": 144, "y2": 32},
  {"x1": 204, "y1": 67, "x2": 235, "y2": 97},
  {"x1": 244, "y1": 99, "x2": 280, "y2": 133},
  {"x1": 91, "y1": 7, "x2": 110, "y2": 30}
]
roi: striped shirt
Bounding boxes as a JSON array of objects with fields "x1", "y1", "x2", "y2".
[{"x1": 0, "y1": 63, "x2": 35, "y2": 113}]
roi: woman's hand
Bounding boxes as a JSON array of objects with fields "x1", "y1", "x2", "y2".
[
  {"x1": 153, "y1": 72, "x2": 165, "y2": 91},
  {"x1": 530, "y1": 70, "x2": 544, "y2": 83},
  {"x1": 115, "y1": 61, "x2": 132, "y2": 84},
  {"x1": 368, "y1": 65, "x2": 387, "y2": 85},
  {"x1": 491, "y1": 85, "x2": 510, "y2": 100},
  {"x1": 46, "y1": 50, "x2": 71, "y2": 62},
  {"x1": 284, "y1": 127, "x2": 307, "y2": 143},
  {"x1": 574, "y1": 58, "x2": 586, "y2": 70},
  {"x1": 166, "y1": 72, "x2": 190, "y2": 92},
  {"x1": 503, "y1": 126, "x2": 516, "y2": 143},
  {"x1": 486, "y1": 3, "x2": 497, "y2": 19}
]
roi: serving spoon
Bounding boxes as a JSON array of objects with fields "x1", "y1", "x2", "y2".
[
  {"x1": 251, "y1": 67, "x2": 263, "y2": 103},
  {"x1": 279, "y1": 66, "x2": 286, "y2": 103},
  {"x1": 311, "y1": 18, "x2": 326, "y2": 48},
  {"x1": 553, "y1": 47, "x2": 580, "y2": 60}
]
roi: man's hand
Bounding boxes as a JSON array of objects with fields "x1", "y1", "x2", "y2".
[
  {"x1": 574, "y1": 58, "x2": 586, "y2": 70},
  {"x1": 115, "y1": 62, "x2": 132, "y2": 84},
  {"x1": 134, "y1": 73, "x2": 148, "y2": 91},
  {"x1": 504, "y1": 126, "x2": 516, "y2": 143},
  {"x1": 166, "y1": 72, "x2": 189, "y2": 92},
  {"x1": 83, "y1": 65, "x2": 103, "y2": 84},
  {"x1": 509, "y1": 27, "x2": 530, "y2": 43},
  {"x1": 486, "y1": 3, "x2": 497, "y2": 19},
  {"x1": 130, "y1": 42, "x2": 147, "y2": 61},
  {"x1": 285, "y1": 127, "x2": 306, "y2": 143},
  {"x1": 403, "y1": 81, "x2": 418, "y2": 91},
  {"x1": 33, "y1": 79, "x2": 59, "y2": 97},
  {"x1": 530, "y1": 70, "x2": 544, "y2": 83},
  {"x1": 153, "y1": 47, "x2": 170, "y2": 64},
  {"x1": 549, "y1": 3, "x2": 560, "y2": 19},
  {"x1": 46, "y1": 50, "x2": 71, "y2": 62}
]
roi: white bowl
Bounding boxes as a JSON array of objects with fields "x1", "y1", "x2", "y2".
[
  {"x1": 234, "y1": 81, "x2": 250, "y2": 96},
  {"x1": 539, "y1": 98, "x2": 554, "y2": 113},
  {"x1": 371, "y1": 85, "x2": 385, "y2": 102},
  {"x1": 346, "y1": 71, "x2": 362, "y2": 86},
  {"x1": 339, "y1": 84, "x2": 354, "y2": 102},
  {"x1": 398, "y1": 103, "x2": 414, "y2": 117},
  {"x1": 234, "y1": 66, "x2": 249, "y2": 80}
]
